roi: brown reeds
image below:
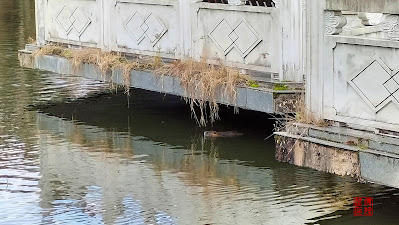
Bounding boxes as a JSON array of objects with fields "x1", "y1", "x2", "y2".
[
  {"x1": 27, "y1": 37, "x2": 36, "y2": 44},
  {"x1": 34, "y1": 45, "x2": 254, "y2": 126},
  {"x1": 33, "y1": 44, "x2": 65, "y2": 57},
  {"x1": 34, "y1": 46, "x2": 153, "y2": 95},
  {"x1": 266, "y1": 94, "x2": 327, "y2": 141},
  {"x1": 156, "y1": 58, "x2": 250, "y2": 126},
  {"x1": 294, "y1": 95, "x2": 328, "y2": 126}
]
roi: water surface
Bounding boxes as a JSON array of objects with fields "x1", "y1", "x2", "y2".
[{"x1": 1, "y1": 1, "x2": 399, "y2": 224}]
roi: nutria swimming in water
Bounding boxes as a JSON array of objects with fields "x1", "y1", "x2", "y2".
[{"x1": 204, "y1": 131, "x2": 244, "y2": 138}]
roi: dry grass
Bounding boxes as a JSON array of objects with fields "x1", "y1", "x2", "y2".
[
  {"x1": 33, "y1": 45, "x2": 163, "y2": 95},
  {"x1": 265, "y1": 95, "x2": 328, "y2": 141},
  {"x1": 156, "y1": 58, "x2": 250, "y2": 126},
  {"x1": 33, "y1": 44, "x2": 65, "y2": 57},
  {"x1": 294, "y1": 96, "x2": 328, "y2": 126},
  {"x1": 272, "y1": 94, "x2": 327, "y2": 132},
  {"x1": 27, "y1": 37, "x2": 36, "y2": 44},
  {"x1": 34, "y1": 45, "x2": 254, "y2": 126},
  {"x1": 35, "y1": 46, "x2": 330, "y2": 130}
]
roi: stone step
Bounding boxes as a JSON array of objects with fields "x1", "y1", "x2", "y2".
[
  {"x1": 25, "y1": 44, "x2": 39, "y2": 52},
  {"x1": 286, "y1": 123, "x2": 399, "y2": 156}
]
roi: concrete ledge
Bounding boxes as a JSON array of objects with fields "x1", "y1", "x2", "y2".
[
  {"x1": 275, "y1": 127, "x2": 399, "y2": 188},
  {"x1": 286, "y1": 123, "x2": 399, "y2": 156},
  {"x1": 19, "y1": 50, "x2": 301, "y2": 114},
  {"x1": 275, "y1": 132, "x2": 360, "y2": 178},
  {"x1": 360, "y1": 152, "x2": 399, "y2": 187}
]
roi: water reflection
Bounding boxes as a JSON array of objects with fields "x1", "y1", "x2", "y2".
[
  {"x1": 34, "y1": 113, "x2": 338, "y2": 224},
  {"x1": 2, "y1": 0, "x2": 399, "y2": 224},
  {"x1": 33, "y1": 97, "x2": 399, "y2": 224}
]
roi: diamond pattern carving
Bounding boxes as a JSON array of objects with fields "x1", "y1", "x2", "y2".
[
  {"x1": 56, "y1": 5, "x2": 91, "y2": 37},
  {"x1": 348, "y1": 57, "x2": 399, "y2": 112},
  {"x1": 125, "y1": 12, "x2": 167, "y2": 46},
  {"x1": 209, "y1": 20, "x2": 262, "y2": 58}
]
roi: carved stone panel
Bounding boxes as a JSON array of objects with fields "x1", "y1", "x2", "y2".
[
  {"x1": 46, "y1": 0, "x2": 100, "y2": 46},
  {"x1": 125, "y1": 12, "x2": 167, "y2": 46},
  {"x1": 194, "y1": 5, "x2": 278, "y2": 73},
  {"x1": 348, "y1": 57, "x2": 396, "y2": 112},
  {"x1": 56, "y1": 6, "x2": 91, "y2": 37},
  {"x1": 114, "y1": 1, "x2": 178, "y2": 57},
  {"x1": 208, "y1": 20, "x2": 261, "y2": 58},
  {"x1": 331, "y1": 43, "x2": 399, "y2": 127}
]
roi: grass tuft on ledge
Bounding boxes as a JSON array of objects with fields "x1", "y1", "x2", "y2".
[
  {"x1": 156, "y1": 58, "x2": 250, "y2": 126},
  {"x1": 294, "y1": 96, "x2": 328, "y2": 127},
  {"x1": 34, "y1": 45, "x2": 162, "y2": 95},
  {"x1": 33, "y1": 45, "x2": 256, "y2": 127}
]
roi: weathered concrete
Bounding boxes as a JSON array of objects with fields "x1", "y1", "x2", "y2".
[
  {"x1": 275, "y1": 134, "x2": 360, "y2": 177},
  {"x1": 18, "y1": 49, "x2": 301, "y2": 115},
  {"x1": 276, "y1": 123, "x2": 399, "y2": 188},
  {"x1": 360, "y1": 152, "x2": 399, "y2": 187}
]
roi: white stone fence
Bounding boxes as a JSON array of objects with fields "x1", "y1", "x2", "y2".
[
  {"x1": 35, "y1": 0, "x2": 399, "y2": 132},
  {"x1": 35, "y1": 0, "x2": 304, "y2": 82},
  {"x1": 307, "y1": 0, "x2": 399, "y2": 133}
]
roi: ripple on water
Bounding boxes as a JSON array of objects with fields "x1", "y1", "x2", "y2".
[{"x1": 2, "y1": 1, "x2": 399, "y2": 224}]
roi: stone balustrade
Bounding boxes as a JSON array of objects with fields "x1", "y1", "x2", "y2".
[
  {"x1": 305, "y1": 0, "x2": 399, "y2": 133},
  {"x1": 35, "y1": 0, "x2": 303, "y2": 82},
  {"x1": 35, "y1": 0, "x2": 399, "y2": 132}
]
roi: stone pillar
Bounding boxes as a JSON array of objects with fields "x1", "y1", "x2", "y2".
[
  {"x1": 304, "y1": 7, "x2": 346, "y2": 118},
  {"x1": 35, "y1": 0, "x2": 46, "y2": 46},
  {"x1": 101, "y1": 0, "x2": 114, "y2": 51},
  {"x1": 325, "y1": 11, "x2": 347, "y2": 35},
  {"x1": 358, "y1": 12, "x2": 383, "y2": 26},
  {"x1": 381, "y1": 14, "x2": 399, "y2": 41},
  {"x1": 178, "y1": 0, "x2": 199, "y2": 59},
  {"x1": 228, "y1": 0, "x2": 246, "y2": 6},
  {"x1": 279, "y1": 0, "x2": 305, "y2": 82},
  {"x1": 272, "y1": 0, "x2": 279, "y2": 8},
  {"x1": 304, "y1": 0, "x2": 326, "y2": 118}
]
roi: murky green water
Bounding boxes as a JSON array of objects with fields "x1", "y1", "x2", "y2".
[{"x1": 2, "y1": 1, "x2": 399, "y2": 224}]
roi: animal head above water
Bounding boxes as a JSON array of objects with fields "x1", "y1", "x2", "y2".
[
  {"x1": 203, "y1": 131, "x2": 218, "y2": 138},
  {"x1": 203, "y1": 131, "x2": 244, "y2": 138}
]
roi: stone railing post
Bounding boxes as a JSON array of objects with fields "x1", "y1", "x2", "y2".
[
  {"x1": 227, "y1": 0, "x2": 246, "y2": 6},
  {"x1": 303, "y1": 0, "x2": 329, "y2": 119},
  {"x1": 35, "y1": 0, "x2": 46, "y2": 46},
  {"x1": 358, "y1": 12, "x2": 383, "y2": 26},
  {"x1": 101, "y1": 0, "x2": 114, "y2": 51},
  {"x1": 178, "y1": 0, "x2": 201, "y2": 59},
  {"x1": 325, "y1": 11, "x2": 347, "y2": 35},
  {"x1": 272, "y1": 0, "x2": 279, "y2": 8},
  {"x1": 381, "y1": 14, "x2": 399, "y2": 41},
  {"x1": 279, "y1": 0, "x2": 305, "y2": 82}
]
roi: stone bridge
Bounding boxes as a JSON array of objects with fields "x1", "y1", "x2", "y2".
[{"x1": 18, "y1": 0, "x2": 399, "y2": 188}]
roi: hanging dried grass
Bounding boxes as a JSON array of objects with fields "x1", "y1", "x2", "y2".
[
  {"x1": 157, "y1": 58, "x2": 250, "y2": 126},
  {"x1": 34, "y1": 45, "x2": 255, "y2": 126},
  {"x1": 294, "y1": 95, "x2": 328, "y2": 126}
]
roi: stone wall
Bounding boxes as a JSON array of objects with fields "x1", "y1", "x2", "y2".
[
  {"x1": 306, "y1": 0, "x2": 399, "y2": 132},
  {"x1": 275, "y1": 135, "x2": 360, "y2": 177},
  {"x1": 35, "y1": 0, "x2": 305, "y2": 82}
]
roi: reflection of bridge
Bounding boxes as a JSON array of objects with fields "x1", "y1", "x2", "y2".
[
  {"x1": 19, "y1": 0, "x2": 399, "y2": 188},
  {"x1": 36, "y1": 113, "x2": 355, "y2": 224}
]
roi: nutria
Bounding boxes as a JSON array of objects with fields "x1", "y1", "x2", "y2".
[{"x1": 204, "y1": 131, "x2": 244, "y2": 138}]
